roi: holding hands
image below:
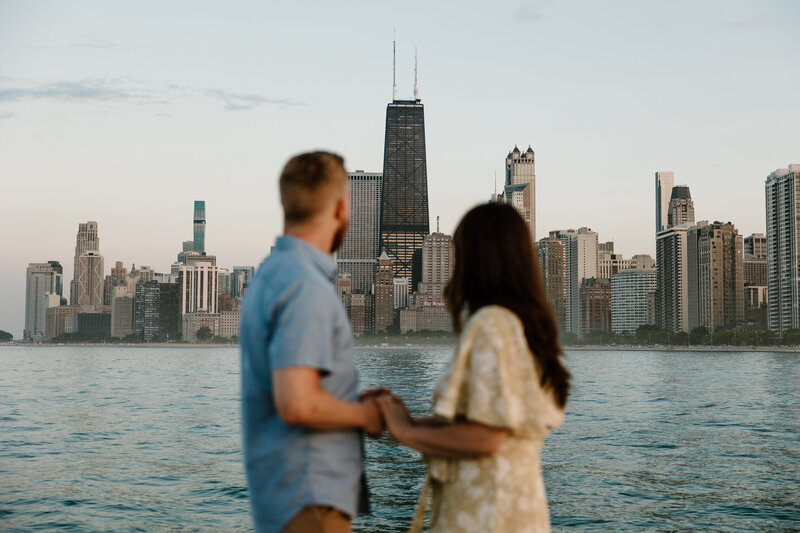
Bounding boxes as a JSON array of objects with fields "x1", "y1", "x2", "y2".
[{"x1": 358, "y1": 388, "x2": 413, "y2": 441}]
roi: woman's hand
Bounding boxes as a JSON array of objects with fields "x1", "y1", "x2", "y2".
[{"x1": 376, "y1": 394, "x2": 414, "y2": 443}]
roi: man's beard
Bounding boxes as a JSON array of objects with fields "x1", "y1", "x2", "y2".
[{"x1": 330, "y1": 219, "x2": 349, "y2": 253}]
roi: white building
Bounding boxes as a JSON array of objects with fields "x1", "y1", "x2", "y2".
[
  {"x1": 655, "y1": 171, "x2": 674, "y2": 233},
  {"x1": 567, "y1": 228, "x2": 598, "y2": 335},
  {"x1": 24, "y1": 262, "x2": 63, "y2": 342},
  {"x1": 611, "y1": 268, "x2": 657, "y2": 334},
  {"x1": 180, "y1": 261, "x2": 219, "y2": 315}
]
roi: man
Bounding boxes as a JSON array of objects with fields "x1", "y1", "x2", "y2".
[{"x1": 241, "y1": 151, "x2": 385, "y2": 533}]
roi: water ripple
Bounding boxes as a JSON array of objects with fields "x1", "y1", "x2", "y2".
[{"x1": 0, "y1": 346, "x2": 798, "y2": 532}]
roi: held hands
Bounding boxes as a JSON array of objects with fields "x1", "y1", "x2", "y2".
[
  {"x1": 375, "y1": 394, "x2": 413, "y2": 444},
  {"x1": 359, "y1": 388, "x2": 392, "y2": 438}
]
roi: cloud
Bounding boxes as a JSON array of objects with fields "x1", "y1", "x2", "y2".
[
  {"x1": 204, "y1": 89, "x2": 304, "y2": 111},
  {"x1": 0, "y1": 78, "x2": 153, "y2": 104},
  {"x1": 721, "y1": 17, "x2": 768, "y2": 30},
  {"x1": 0, "y1": 78, "x2": 303, "y2": 111},
  {"x1": 69, "y1": 38, "x2": 118, "y2": 50},
  {"x1": 0, "y1": 112, "x2": 16, "y2": 120},
  {"x1": 514, "y1": 2, "x2": 545, "y2": 22}
]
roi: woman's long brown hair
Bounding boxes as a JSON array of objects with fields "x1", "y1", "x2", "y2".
[{"x1": 444, "y1": 202, "x2": 570, "y2": 408}]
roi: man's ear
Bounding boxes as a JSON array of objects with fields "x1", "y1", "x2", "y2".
[{"x1": 333, "y1": 194, "x2": 347, "y2": 221}]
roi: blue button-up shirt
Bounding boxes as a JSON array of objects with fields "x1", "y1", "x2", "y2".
[{"x1": 240, "y1": 236, "x2": 363, "y2": 533}]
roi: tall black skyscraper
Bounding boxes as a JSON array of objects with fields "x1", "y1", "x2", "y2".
[{"x1": 379, "y1": 46, "x2": 430, "y2": 289}]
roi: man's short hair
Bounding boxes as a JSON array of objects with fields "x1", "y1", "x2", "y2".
[{"x1": 279, "y1": 151, "x2": 347, "y2": 224}]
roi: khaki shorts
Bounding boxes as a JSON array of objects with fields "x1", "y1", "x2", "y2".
[{"x1": 282, "y1": 505, "x2": 351, "y2": 533}]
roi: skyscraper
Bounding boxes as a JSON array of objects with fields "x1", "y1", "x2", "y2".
[
  {"x1": 536, "y1": 233, "x2": 566, "y2": 332},
  {"x1": 611, "y1": 268, "x2": 657, "y2": 335},
  {"x1": 656, "y1": 224, "x2": 690, "y2": 332},
  {"x1": 374, "y1": 252, "x2": 395, "y2": 333},
  {"x1": 655, "y1": 171, "x2": 674, "y2": 233},
  {"x1": 76, "y1": 251, "x2": 105, "y2": 307},
  {"x1": 744, "y1": 233, "x2": 767, "y2": 260},
  {"x1": 179, "y1": 261, "x2": 219, "y2": 315},
  {"x1": 193, "y1": 201, "x2": 206, "y2": 254},
  {"x1": 70, "y1": 221, "x2": 99, "y2": 304},
  {"x1": 765, "y1": 164, "x2": 800, "y2": 333},
  {"x1": 24, "y1": 262, "x2": 62, "y2": 341},
  {"x1": 231, "y1": 266, "x2": 256, "y2": 299},
  {"x1": 567, "y1": 228, "x2": 598, "y2": 336},
  {"x1": 379, "y1": 59, "x2": 430, "y2": 288},
  {"x1": 503, "y1": 146, "x2": 536, "y2": 241},
  {"x1": 667, "y1": 186, "x2": 695, "y2": 228},
  {"x1": 338, "y1": 171, "x2": 383, "y2": 294},
  {"x1": 687, "y1": 221, "x2": 744, "y2": 331}
]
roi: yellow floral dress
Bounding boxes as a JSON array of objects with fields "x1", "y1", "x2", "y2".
[{"x1": 410, "y1": 305, "x2": 565, "y2": 533}]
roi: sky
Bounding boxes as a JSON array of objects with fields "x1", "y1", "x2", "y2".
[{"x1": 1, "y1": 0, "x2": 799, "y2": 338}]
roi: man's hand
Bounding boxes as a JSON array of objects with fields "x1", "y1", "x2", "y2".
[{"x1": 361, "y1": 398, "x2": 385, "y2": 438}]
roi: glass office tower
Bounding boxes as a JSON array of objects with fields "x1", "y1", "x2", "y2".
[{"x1": 193, "y1": 201, "x2": 206, "y2": 254}]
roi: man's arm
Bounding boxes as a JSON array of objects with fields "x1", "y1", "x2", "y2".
[{"x1": 273, "y1": 366, "x2": 383, "y2": 436}]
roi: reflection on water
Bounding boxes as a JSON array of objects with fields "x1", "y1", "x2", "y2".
[{"x1": 0, "y1": 346, "x2": 798, "y2": 532}]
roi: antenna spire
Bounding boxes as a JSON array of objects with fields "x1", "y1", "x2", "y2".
[
  {"x1": 437, "y1": 215, "x2": 440, "y2": 234},
  {"x1": 392, "y1": 30, "x2": 397, "y2": 101},
  {"x1": 414, "y1": 46, "x2": 419, "y2": 100}
]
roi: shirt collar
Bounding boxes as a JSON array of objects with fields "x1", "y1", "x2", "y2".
[{"x1": 275, "y1": 235, "x2": 337, "y2": 281}]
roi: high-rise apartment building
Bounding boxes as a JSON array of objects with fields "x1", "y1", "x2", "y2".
[
  {"x1": 70, "y1": 221, "x2": 99, "y2": 304},
  {"x1": 502, "y1": 146, "x2": 536, "y2": 242},
  {"x1": 765, "y1": 164, "x2": 800, "y2": 333},
  {"x1": 374, "y1": 252, "x2": 395, "y2": 333},
  {"x1": 75, "y1": 251, "x2": 105, "y2": 307},
  {"x1": 536, "y1": 234, "x2": 566, "y2": 332},
  {"x1": 656, "y1": 224, "x2": 690, "y2": 332},
  {"x1": 667, "y1": 186, "x2": 695, "y2": 228},
  {"x1": 193, "y1": 201, "x2": 206, "y2": 254},
  {"x1": 566, "y1": 228, "x2": 598, "y2": 336},
  {"x1": 580, "y1": 278, "x2": 611, "y2": 334},
  {"x1": 231, "y1": 266, "x2": 256, "y2": 299},
  {"x1": 135, "y1": 281, "x2": 181, "y2": 342},
  {"x1": 379, "y1": 94, "x2": 430, "y2": 288},
  {"x1": 24, "y1": 262, "x2": 63, "y2": 341},
  {"x1": 611, "y1": 268, "x2": 657, "y2": 334},
  {"x1": 399, "y1": 233, "x2": 454, "y2": 333},
  {"x1": 110, "y1": 284, "x2": 135, "y2": 339},
  {"x1": 337, "y1": 171, "x2": 383, "y2": 294},
  {"x1": 655, "y1": 171, "x2": 675, "y2": 233},
  {"x1": 687, "y1": 222, "x2": 744, "y2": 331}
]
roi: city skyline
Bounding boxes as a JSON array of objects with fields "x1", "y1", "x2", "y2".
[{"x1": 2, "y1": 1, "x2": 799, "y2": 337}]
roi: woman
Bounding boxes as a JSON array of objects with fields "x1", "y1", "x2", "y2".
[{"x1": 377, "y1": 202, "x2": 570, "y2": 533}]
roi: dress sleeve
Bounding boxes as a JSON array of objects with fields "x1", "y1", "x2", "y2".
[{"x1": 433, "y1": 310, "x2": 526, "y2": 432}]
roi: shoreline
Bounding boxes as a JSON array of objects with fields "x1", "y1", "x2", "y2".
[{"x1": 2, "y1": 342, "x2": 799, "y2": 353}]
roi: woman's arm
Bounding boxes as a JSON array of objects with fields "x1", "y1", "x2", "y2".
[{"x1": 377, "y1": 395, "x2": 507, "y2": 459}]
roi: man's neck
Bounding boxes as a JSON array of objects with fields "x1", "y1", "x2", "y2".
[{"x1": 284, "y1": 226, "x2": 333, "y2": 256}]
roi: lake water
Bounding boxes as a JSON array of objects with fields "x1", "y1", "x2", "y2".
[{"x1": 1, "y1": 346, "x2": 798, "y2": 532}]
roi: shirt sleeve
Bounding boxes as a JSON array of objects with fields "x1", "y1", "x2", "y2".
[
  {"x1": 268, "y1": 279, "x2": 336, "y2": 375},
  {"x1": 433, "y1": 311, "x2": 526, "y2": 432}
]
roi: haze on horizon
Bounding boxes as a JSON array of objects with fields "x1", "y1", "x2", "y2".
[{"x1": 1, "y1": 0, "x2": 798, "y2": 338}]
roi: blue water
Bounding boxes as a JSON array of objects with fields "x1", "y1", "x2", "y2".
[{"x1": 1, "y1": 347, "x2": 798, "y2": 532}]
